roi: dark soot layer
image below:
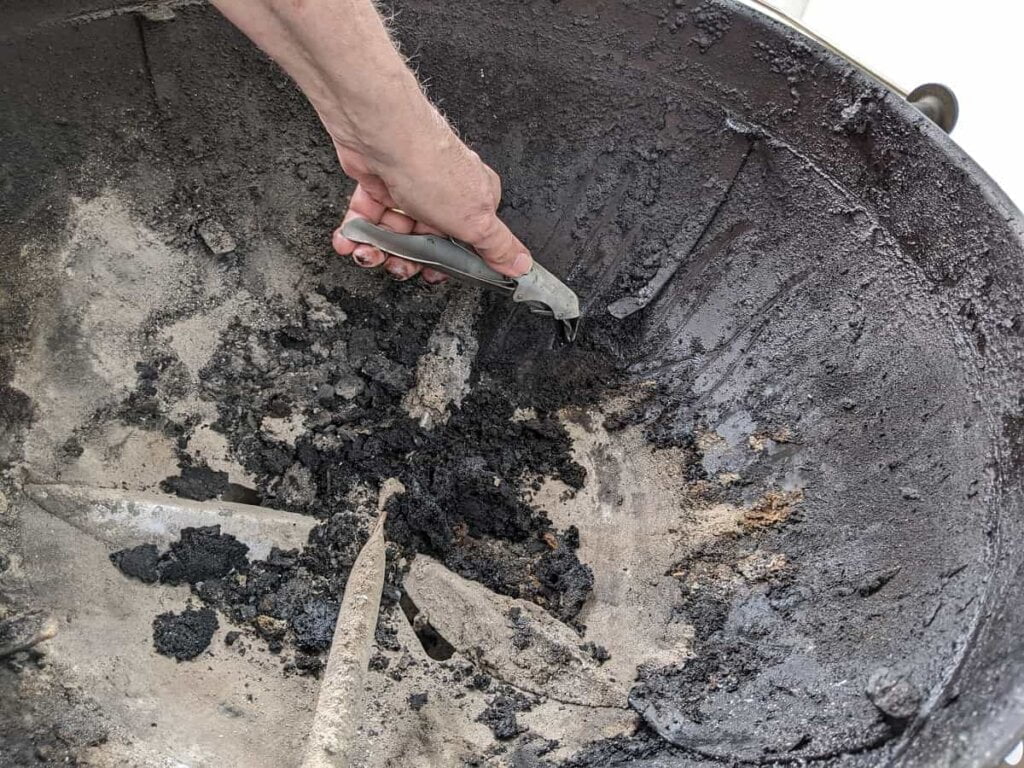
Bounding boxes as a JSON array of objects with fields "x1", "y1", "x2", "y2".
[{"x1": 5, "y1": 1, "x2": 1023, "y2": 766}]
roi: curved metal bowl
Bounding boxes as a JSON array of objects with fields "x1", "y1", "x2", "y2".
[{"x1": 2, "y1": 1, "x2": 1022, "y2": 766}]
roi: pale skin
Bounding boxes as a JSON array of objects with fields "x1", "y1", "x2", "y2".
[{"x1": 210, "y1": 0, "x2": 533, "y2": 283}]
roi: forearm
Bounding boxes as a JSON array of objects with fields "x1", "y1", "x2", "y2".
[
  {"x1": 211, "y1": 0, "x2": 451, "y2": 168},
  {"x1": 215, "y1": 0, "x2": 532, "y2": 277}
]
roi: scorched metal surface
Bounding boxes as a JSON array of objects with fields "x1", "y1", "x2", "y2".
[{"x1": 1, "y1": 0, "x2": 1023, "y2": 766}]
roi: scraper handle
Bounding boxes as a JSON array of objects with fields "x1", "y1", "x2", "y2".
[
  {"x1": 341, "y1": 218, "x2": 516, "y2": 292},
  {"x1": 342, "y1": 217, "x2": 582, "y2": 342}
]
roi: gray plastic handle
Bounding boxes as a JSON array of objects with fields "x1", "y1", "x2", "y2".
[
  {"x1": 342, "y1": 217, "x2": 581, "y2": 340},
  {"x1": 341, "y1": 218, "x2": 515, "y2": 292}
]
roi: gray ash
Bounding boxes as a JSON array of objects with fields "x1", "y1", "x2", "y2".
[
  {"x1": 111, "y1": 277, "x2": 618, "y2": 673},
  {"x1": 0, "y1": 383, "x2": 33, "y2": 468},
  {"x1": 629, "y1": 539, "x2": 782, "y2": 723},
  {"x1": 691, "y1": 0, "x2": 732, "y2": 51},
  {"x1": 580, "y1": 641, "x2": 610, "y2": 664}
]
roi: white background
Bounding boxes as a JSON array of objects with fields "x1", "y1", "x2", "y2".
[{"x1": 744, "y1": 0, "x2": 1024, "y2": 211}]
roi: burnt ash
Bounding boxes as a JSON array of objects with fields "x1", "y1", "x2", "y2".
[
  {"x1": 160, "y1": 464, "x2": 230, "y2": 502},
  {"x1": 110, "y1": 285, "x2": 615, "y2": 667},
  {"x1": 112, "y1": 525, "x2": 250, "y2": 587},
  {"x1": 476, "y1": 689, "x2": 535, "y2": 741},
  {"x1": 110, "y1": 543, "x2": 161, "y2": 584},
  {"x1": 630, "y1": 538, "x2": 784, "y2": 725},
  {"x1": 152, "y1": 607, "x2": 219, "y2": 661},
  {"x1": 158, "y1": 525, "x2": 250, "y2": 585},
  {"x1": 193, "y1": 286, "x2": 603, "y2": 626},
  {"x1": 112, "y1": 519, "x2": 366, "y2": 665}
]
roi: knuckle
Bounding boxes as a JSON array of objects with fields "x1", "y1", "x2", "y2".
[
  {"x1": 484, "y1": 168, "x2": 502, "y2": 205},
  {"x1": 462, "y1": 211, "x2": 500, "y2": 245}
]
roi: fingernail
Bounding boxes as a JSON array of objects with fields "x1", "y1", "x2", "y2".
[
  {"x1": 386, "y1": 264, "x2": 411, "y2": 281},
  {"x1": 353, "y1": 246, "x2": 373, "y2": 267},
  {"x1": 422, "y1": 268, "x2": 449, "y2": 285},
  {"x1": 510, "y1": 252, "x2": 531, "y2": 277}
]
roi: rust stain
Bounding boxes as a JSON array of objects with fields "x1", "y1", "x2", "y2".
[
  {"x1": 748, "y1": 426, "x2": 797, "y2": 452},
  {"x1": 742, "y1": 489, "x2": 803, "y2": 530}
]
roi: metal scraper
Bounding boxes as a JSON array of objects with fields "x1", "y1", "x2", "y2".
[{"x1": 342, "y1": 217, "x2": 581, "y2": 341}]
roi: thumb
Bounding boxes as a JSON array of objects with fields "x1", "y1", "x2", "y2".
[{"x1": 468, "y1": 215, "x2": 533, "y2": 278}]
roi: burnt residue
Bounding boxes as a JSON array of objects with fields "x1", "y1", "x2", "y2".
[
  {"x1": 476, "y1": 688, "x2": 535, "y2": 741},
  {"x1": 107, "y1": 280, "x2": 608, "y2": 671},
  {"x1": 160, "y1": 464, "x2": 230, "y2": 502},
  {"x1": 3, "y1": 0, "x2": 1023, "y2": 765},
  {"x1": 194, "y1": 289, "x2": 602, "y2": 626},
  {"x1": 0, "y1": 384, "x2": 33, "y2": 469},
  {"x1": 114, "y1": 519, "x2": 363, "y2": 664},
  {"x1": 111, "y1": 525, "x2": 249, "y2": 587},
  {"x1": 152, "y1": 606, "x2": 219, "y2": 661}
]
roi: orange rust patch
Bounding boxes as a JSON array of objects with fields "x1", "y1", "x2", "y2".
[
  {"x1": 742, "y1": 489, "x2": 803, "y2": 530},
  {"x1": 748, "y1": 426, "x2": 798, "y2": 452}
]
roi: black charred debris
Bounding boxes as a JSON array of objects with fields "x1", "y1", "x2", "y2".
[{"x1": 110, "y1": 287, "x2": 603, "y2": 678}]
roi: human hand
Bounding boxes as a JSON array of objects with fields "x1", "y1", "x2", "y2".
[
  {"x1": 330, "y1": 134, "x2": 533, "y2": 283},
  {"x1": 211, "y1": 0, "x2": 529, "y2": 283}
]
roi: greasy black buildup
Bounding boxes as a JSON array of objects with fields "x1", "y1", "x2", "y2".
[
  {"x1": 192, "y1": 287, "x2": 602, "y2": 626},
  {"x1": 111, "y1": 526, "x2": 251, "y2": 587},
  {"x1": 476, "y1": 690, "x2": 534, "y2": 740},
  {"x1": 161, "y1": 464, "x2": 230, "y2": 501},
  {"x1": 152, "y1": 607, "x2": 218, "y2": 661},
  {"x1": 290, "y1": 598, "x2": 340, "y2": 653},
  {"x1": 110, "y1": 543, "x2": 161, "y2": 583},
  {"x1": 158, "y1": 526, "x2": 249, "y2": 585},
  {"x1": 111, "y1": 516, "x2": 368, "y2": 665}
]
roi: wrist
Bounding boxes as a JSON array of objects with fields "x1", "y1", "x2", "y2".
[{"x1": 323, "y1": 76, "x2": 454, "y2": 172}]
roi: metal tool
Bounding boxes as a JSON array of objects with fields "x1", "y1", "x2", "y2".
[{"x1": 342, "y1": 218, "x2": 581, "y2": 341}]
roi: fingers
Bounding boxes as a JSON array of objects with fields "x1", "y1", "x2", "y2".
[
  {"x1": 412, "y1": 221, "x2": 443, "y2": 235},
  {"x1": 411, "y1": 221, "x2": 448, "y2": 285},
  {"x1": 465, "y1": 214, "x2": 533, "y2": 278},
  {"x1": 350, "y1": 242, "x2": 387, "y2": 268},
  {"x1": 382, "y1": 255, "x2": 421, "y2": 281},
  {"x1": 333, "y1": 185, "x2": 388, "y2": 256},
  {"x1": 377, "y1": 210, "x2": 421, "y2": 280},
  {"x1": 334, "y1": 191, "x2": 425, "y2": 279},
  {"x1": 421, "y1": 268, "x2": 449, "y2": 285},
  {"x1": 379, "y1": 208, "x2": 415, "y2": 233}
]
